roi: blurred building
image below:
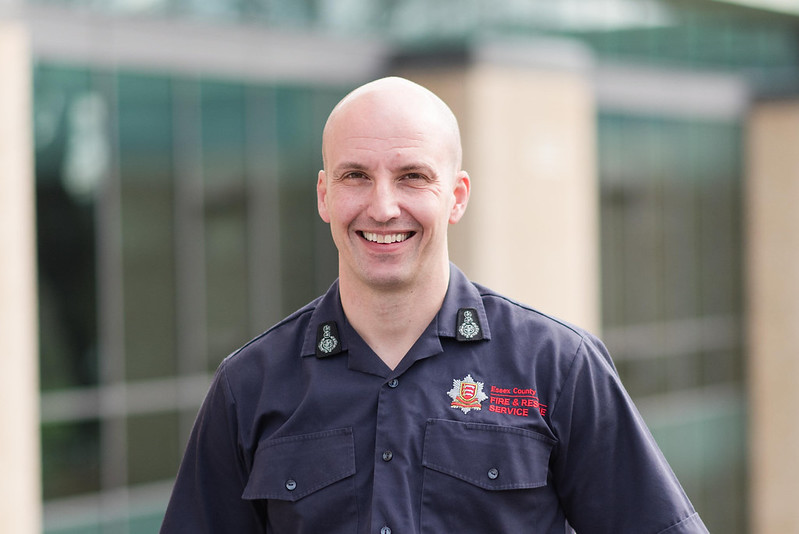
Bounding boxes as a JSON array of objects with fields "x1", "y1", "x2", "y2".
[{"x1": 1, "y1": 0, "x2": 798, "y2": 533}]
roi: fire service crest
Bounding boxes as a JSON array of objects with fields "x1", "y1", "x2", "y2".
[{"x1": 448, "y1": 374, "x2": 488, "y2": 414}]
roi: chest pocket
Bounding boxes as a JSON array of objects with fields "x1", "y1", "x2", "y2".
[
  {"x1": 243, "y1": 427, "x2": 357, "y2": 533},
  {"x1": 421, "y1": 419, "x2": 558, "y2": 533}
]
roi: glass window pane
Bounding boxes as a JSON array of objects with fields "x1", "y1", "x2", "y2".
[
  {"x1": 41, "y1": 420, "x2": 101, "y2": 499},
  {"x1": 126, "y1": 412, "x2": 181, "y2": 486},
  {"x1": 201, "y1": 81, "x2": 250, "y2": 367},
  {"x1": 274, "y1": 86, "x2": 339, "y2": 314},
  {"x1": 598, "y1": 112, "x2": 745, "y2": 534},
  {"x1": 117, "y1": 73, "x2": 178, "y2": 381},
  {"x1": 34, "y1": 65, "x2": 99, "y2": 390}
]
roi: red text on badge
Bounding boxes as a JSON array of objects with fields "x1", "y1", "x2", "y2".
[{"x1": 488, "y1": 386, "x2": 547, "y2": 417}]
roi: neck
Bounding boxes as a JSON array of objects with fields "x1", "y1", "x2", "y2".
[{"x1": 339, "y1": 262, "x2": 450, "y2": 370}]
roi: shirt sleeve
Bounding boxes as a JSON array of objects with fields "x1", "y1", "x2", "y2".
[
  {"x1": 549, "y1": 337, "x2": 708, "y2": 534},
  {"x1": 161, "y1": 362, "x2": 264, "y2": 533}
]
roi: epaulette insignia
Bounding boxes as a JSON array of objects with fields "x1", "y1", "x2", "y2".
[
  {"x1": 316, "y1": 321, "x2": 342, "y2": 358},
  {"x1": 456, "y1": 308, "x2": 483, "y2": 341}
]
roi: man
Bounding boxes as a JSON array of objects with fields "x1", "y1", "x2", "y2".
[{"x1": 162, "y1": 77, "x2": 708, "y2": 533}]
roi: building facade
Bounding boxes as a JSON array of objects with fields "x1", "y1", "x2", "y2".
[{"x1": 2, "y1": 1, "x2": 798, "y2": 532}]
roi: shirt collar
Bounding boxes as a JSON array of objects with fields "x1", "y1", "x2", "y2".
[
  {"x1": 301, "y1": 279, "x2": 348, "y2": 358},
  {"x1": 437, "y1": 263, "x2": 491, "y2": 341},
  {"x1": 300, "y1": 263, "x2": 491, "y2": 358}
]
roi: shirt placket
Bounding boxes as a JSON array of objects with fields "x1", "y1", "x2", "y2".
[
  {"x1": 371, "y1": 373, "x2": 409, "y2": 534},
  {"x1": 368, "y1": 325, "x2": 444, "y2": 534}
]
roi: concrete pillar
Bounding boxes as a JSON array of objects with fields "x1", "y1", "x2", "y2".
[
  {"x1": 395, "y1": 39, "x2": 600, "y2": 333},
  {"x1": 746, "y1": 98, "x2": 799, "y2": 534},
  {"x1": 0, "y1": 22, "x2": 42, "y2": 534}
]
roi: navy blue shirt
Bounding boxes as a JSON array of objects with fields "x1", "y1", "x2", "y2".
[{"x1": 162, "y1": 265, "x2": 707, "y2": 534}]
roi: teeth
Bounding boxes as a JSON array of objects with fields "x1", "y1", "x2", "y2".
[{"x1": 363, "y1": 232, "x2": 410, "y2": 244}]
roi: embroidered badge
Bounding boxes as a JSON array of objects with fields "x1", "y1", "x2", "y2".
[
  {"x1": 448, "y1": 374, "x2": 488, "y2": 413},
  {"x1": 316, "y1": 321, "x2": 342, "y2": 358},
  {"x1": 456, "y1": 308, "x2": 483, "y2": 341},
  {"x1": 487, "y1": 385, "x2": 548, "y2": 417}
]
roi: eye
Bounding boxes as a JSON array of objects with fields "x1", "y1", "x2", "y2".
[
  {"x1": 342, "y1": 171, "x2": 368, "y2": 181},
  {"x1": 401, "y1": 172, "x2": 429, "y2": 182}
]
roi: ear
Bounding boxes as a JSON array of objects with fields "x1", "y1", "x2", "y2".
[
  {"x1": 448, "y1": 170, "x2": 470, "y2": 224},
  {"x1": 317, "y1": 170, "x2": 331, "y2": 223}
]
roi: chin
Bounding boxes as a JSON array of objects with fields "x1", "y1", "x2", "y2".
[
  {"x1": 357, "y1": 264, "x2": 416, "y2": 290},
  {"x1": 363, "y1": 272, "x2": 412, "y2": 290}
]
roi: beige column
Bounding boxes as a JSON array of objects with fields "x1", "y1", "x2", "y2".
[
  {"x1": 397, "y1": 40, "x2": 600, "y2": 333},
  {"x1": 0, "y1": 22, "x2": 41, "y2": 534},
  {"x1": 746, "y1": 99, "x2": 799, "y2": 534}
]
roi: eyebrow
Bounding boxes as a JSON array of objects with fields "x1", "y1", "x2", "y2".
[
  {"x1": 330, "y1": 161, "x2": 369, "y2": 180},
  {"x1": 333, "y1": 161, "x2": 369, "y2": 172},
  {"x1": 395, "y1": 163, "x2": 435, "y2": 175}
]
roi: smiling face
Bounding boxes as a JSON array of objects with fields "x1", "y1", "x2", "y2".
[{"x1": 317, "y1": 78, "x2": 470, "y2": 294}]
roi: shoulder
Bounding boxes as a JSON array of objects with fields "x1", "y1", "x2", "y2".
[
  {"x1": 475, "y1": 282, "x2": 592, "y2": 342},
  {"x1": 474, "y1": 281, "x2": 614, "y2": 370},
  {"x1": 218, "y1": 295, "x2": 322, "y2": 378}
]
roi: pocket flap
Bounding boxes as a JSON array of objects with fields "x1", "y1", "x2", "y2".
[
  {"x1": 243, "y1": 427, "x2": 355, "y2": 502},
  {"x1": 422, "y1": 419, "x2": 555, "y2": 491}
]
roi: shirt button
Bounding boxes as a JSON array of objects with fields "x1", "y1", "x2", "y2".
[
  {"x1": 285, "y1": 479, "x2": 297, "y2": 491},
  {"x1": 387, "y1": 378, "x2": 399, "y2": 388},
  {"x1": 487, "y1": 468, "x2": 499, "y2": 480},
  {"x1": 382, "y1": 450, "x2": 393, "y2": 462},
  {"x1": 381, "y1": 527, "x2": 392, "y2": 534}
]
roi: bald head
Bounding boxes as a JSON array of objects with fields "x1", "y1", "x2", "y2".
[
  {"x1": 316, "y1": 75, "x2": 471, "y2": 301},
  {"x1": 322, "y1": 77, "x2": 463, "y2": 175}
]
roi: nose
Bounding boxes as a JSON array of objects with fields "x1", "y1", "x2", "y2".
[{"x1": 366, "y1": 179, "x2": 401, "y2": 222}]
